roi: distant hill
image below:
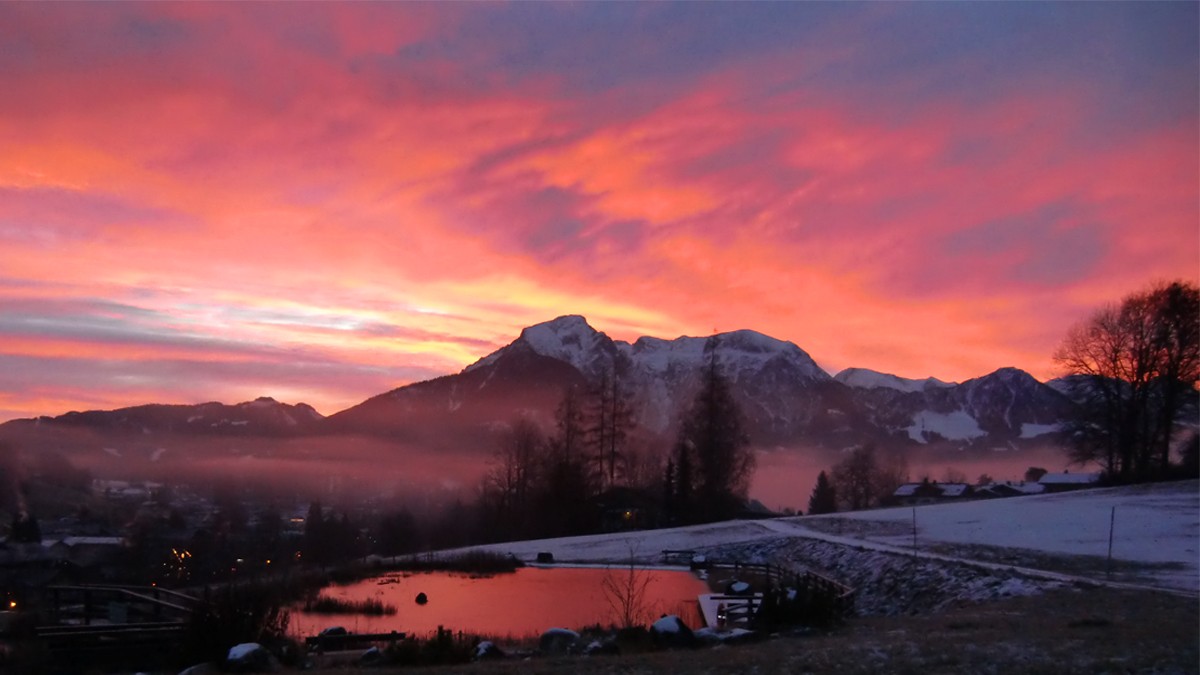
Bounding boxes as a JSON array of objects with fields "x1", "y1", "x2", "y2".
[{"x1": 3, "y1": 397, "x2": 323, "y2": 438}]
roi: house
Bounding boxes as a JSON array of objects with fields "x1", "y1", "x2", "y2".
[
  {"x1": 975, "y1": 481, "x2": 1045, "y2": 499},
  {"x1": 1038, "y1": 471, "x2": 1102, "y2": 493},
  {"x1": 589, "y1": 487, "x2": 661, "y2": 532},
  {"x1": 888, "y1": 480, "x2": 974, "y2": 506},
  {"x1": 45, "y1": 536, "x2": 126, "y2": 569}
]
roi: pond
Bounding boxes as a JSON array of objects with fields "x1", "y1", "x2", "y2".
[{"x1": 288, "y1": 566, "x2": 709, "y2": 639}]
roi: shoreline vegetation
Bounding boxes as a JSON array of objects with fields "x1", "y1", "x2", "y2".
[{"x1": 302, "y1": 596, "x2": 396, "y2": 615}]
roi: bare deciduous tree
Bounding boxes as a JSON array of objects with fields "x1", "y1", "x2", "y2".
[
  {"x1": 1054, "y1": 280, "x2": 1199, "y2": 480},
  {"x1": 602, "y1": 543, "x2": 655, "y2": 628},
  {"x1": 830, "y1": 445, "x2": 906, "y2": 511}
]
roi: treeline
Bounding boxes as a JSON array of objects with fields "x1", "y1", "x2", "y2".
[
  {"x1": 804, "y1": 445, "x2": 907, "y2": 515},
  {"x1": 271, "y1": 355, "x2": 758, "y2": 565},
  {"x1": 473, "y1": 356, "x2": 756, "y2": 541}
]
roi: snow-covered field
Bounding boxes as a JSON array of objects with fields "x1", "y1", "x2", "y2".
[
  {"x1": 441, "y1": 480, "x2": 1198, "y2": 614},
  {"x1": 821, "y1": 479, "x2": 1199, "y2": 591}
]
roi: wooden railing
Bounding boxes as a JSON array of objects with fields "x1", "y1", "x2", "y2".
[
  {"x1": 666, "y1": 550, "x2": 857, "y2": 626},
  {"x1": 305, "y1": 630, "x2": 407, "y2": 652},
  {"x1": 44, "y1": 584, "x2": 202, "y2": 626}
]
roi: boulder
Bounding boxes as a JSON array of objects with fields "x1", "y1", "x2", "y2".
[
  {"x1": 649, "y1": 615, "x2": 695, "y2": 648},
  {"x1": 538, "y1": 627, "x2": 579, "y2": 655},
  {"x1": 583, "y1": 639, "x2": 620, "y2": 656},
  {"x1": 226, "y1": 643, "x2": 272, "y2": 672},
  {"x1": 473, "y1": 640, "x2": 505, "y2": 661},
  {"x1": 178, "y1": 664, "x2": 219, "y2": 675},
  {"x1": 725, "y1": 580, "x2": 752, "y2": 595},
  {"x1": 360, "y1": 646, "x2": 384, "y2": 667},
  {"x1": 415, "y1": 592, "x2": 428, "y2": 605}
]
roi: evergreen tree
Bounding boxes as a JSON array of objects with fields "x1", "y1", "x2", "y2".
[
  {"x1": 669, "y1": 439, "x2": 693, "y2": 523},
  {"x1": 302, "y1": 501, "x2": 326, "y2": 565},
  {"x1": 539, "y1": 388, "x2": 593, "y2": 536},
  {"x1": 9, "y1": 512, "x2": 41, "y2": 543},
  {"x1": 374, "y1": 509, "x2": 419, "y2": 556},
  {"x1": 481, "y1": 417, "x2": 545, "y2": 540},
  {"x1": 807, "y1": 471, "x2": 837, "y2": 515},
  {"x1": 675, "y1": 342, "x2": 754, "y2": 522},
  {"x1": 588, "y1": 369, "x2": 633, "y2": 491},
  {"x1": 662, "y1": 456, "x2": 676, "y2": 518}
]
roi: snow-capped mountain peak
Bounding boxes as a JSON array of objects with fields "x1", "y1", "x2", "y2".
[
  {"x1": 464, "y1": 315, "x2": 617, "y2": 378},
  {"x1": 622, "y1": 329, "x2": 827, "y2": 381},
  {"x1": 835, "y1": 367, "x2": 953, "y2": 393},
  {"x1": 518, "y1": 315, "x2": 604, "y2": 358}
]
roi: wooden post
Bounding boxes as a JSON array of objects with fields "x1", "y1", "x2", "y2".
[
  {"x1": 911, "y1": 507, "x2": 918, "y2": 553},
  {"x1": 1106, "y1": 506, "x2": 1116, "y2": 580}
]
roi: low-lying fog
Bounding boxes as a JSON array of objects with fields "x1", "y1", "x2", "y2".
[
  {"x1": 752, "y1": 443, "x2": 1083, "y2": 512},
  {"x1": 3, "y1": 423, "x2": 1082, "y2": 517}
]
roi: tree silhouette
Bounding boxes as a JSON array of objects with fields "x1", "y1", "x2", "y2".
[
  {"x1": 830, "y1": 446, "x2": 878, "y2": 511},
  {"x1": 539, "y1": 387, "x2": 594, "y2": 536},
  {"x1": 1054, "y1": 280, "x2": 1199, "y2": 480},
  {"x1": 807, "y1": 471, "x2": 837, "y2": 515},
  {"x1": 675, "y1": 342, "x2": 754, "y2": 522},
  {"x1": 588, "y1": 369, "x2": 633, "y2": 491}
]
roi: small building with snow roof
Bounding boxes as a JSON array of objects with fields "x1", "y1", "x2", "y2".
[
  {"x1": 975, "y1": 481, "x2": 1045, "y2": 499},
  {"x1": 1038, "y1": 471, "x2": 1101, "y2": 493},
  {"x1": 887, "y1": 481, "x2": 974, "y2": 506}
]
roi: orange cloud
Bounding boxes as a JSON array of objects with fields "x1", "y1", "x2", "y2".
[{"x1": 0, "y1": 3, "x2": 1194, "y2": 420}]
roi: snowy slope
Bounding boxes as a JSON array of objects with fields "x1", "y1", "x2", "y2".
[
  {"x1": 466, "y1": 315, "x2": 619, "y2": 380},
  {"x1": 835, "y1": 368, "x2": 953, "y2": 393},
  {"x1": 906, "y1": 410, "x2": 986, "y2": 443},
  {"x1": 830, "y1": 480, "x2": 1199, "y2": 591},
  {"x1": 436, "y1": 478, "x2": 1195, "y2": 610}
]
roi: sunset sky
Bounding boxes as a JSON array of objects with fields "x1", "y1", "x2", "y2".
[{"x1": 0, "y1": 3, "x2": 1196, "y2": 422}]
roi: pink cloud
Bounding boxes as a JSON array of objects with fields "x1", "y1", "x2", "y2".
[{"x1": 0, "y1": 3, "x2": 1194, "y2": 420}]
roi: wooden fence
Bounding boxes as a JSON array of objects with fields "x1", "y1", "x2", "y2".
[{"x1": 663, "y1": 549, "x2": 856, "y2": 627}]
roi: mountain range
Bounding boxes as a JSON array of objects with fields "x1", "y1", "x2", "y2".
[{"x1": 1, "y1": 315, "x2": 1077, "y2": 455}]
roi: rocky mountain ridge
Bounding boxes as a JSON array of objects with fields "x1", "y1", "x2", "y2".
[
  {"x1": 329, "y1": 315, "x2": 1073, "y2": 451},
  {"x1": 2, "y1": 316, "x2": 1075, "y2": 453}
]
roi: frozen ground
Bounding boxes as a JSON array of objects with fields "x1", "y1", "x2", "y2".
[
  {"x1": 433, "y1": 480, "x2": 1198, "y2": 616},
  {"x1": 809, "y1": 479, "x2": 1198, "y2": 592}
]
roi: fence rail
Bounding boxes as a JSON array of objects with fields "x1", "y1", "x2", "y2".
[
  {"x1": 664, "y1": 549, "x2": 857, "y2": 625},
  {"x1": 305, "y1": 631, "x2": 407, "y2": 652},
  {"x1": 43, "y1": 584, "x2": 201, "y2": 627}
]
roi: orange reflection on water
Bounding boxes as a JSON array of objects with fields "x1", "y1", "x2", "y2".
[{"x1": 289, "y1": 567, "x2": 709, "y2": 639}]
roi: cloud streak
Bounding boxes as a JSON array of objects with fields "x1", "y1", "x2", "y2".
[{"x1": 0, "y1": 3, "x2": 1195, "y2": 421}]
